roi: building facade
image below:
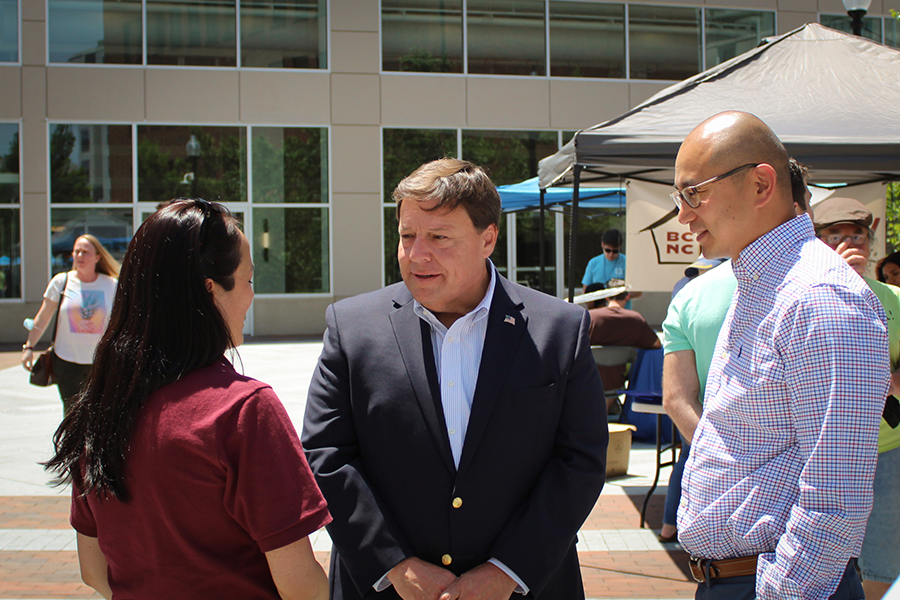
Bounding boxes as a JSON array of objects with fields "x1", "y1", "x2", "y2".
[{"x1": 1, "y1": 0, "x2": 897, "y2": 341}]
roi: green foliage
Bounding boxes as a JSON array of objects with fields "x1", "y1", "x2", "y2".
[
  {"x1": 49, "y1": 125, "x2": 91, "y2": 203},
  {"x1": 886, "y1": 182, "x2": 900, "y2": 254},
  {"x1": 399, "y1": 49, "x2": 455, "y2": 73}
]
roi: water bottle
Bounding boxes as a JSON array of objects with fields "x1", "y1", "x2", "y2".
[{"x1": 23, "y1": 318, "x2": 34, "y2": 330}]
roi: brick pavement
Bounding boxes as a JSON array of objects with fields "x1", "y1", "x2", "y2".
[{"x1": 0, "y1": 492, "x2": 694, "y2": 599}]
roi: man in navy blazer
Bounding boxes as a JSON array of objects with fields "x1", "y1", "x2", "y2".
[{"x1": 302, "y1": 158, "x2": 608, "y2": 600}]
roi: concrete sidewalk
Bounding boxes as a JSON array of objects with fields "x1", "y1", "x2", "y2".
[{"x1": 0, "y1": 340, "x2": 693, "y2": 599}]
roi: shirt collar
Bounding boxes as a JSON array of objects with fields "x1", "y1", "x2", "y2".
[
  {"x1": 732, "y1": 214, "x2": 814, "y2": 283},
  {"x1": 414, "y1": 260, "x2": 496, "y2": 333}
]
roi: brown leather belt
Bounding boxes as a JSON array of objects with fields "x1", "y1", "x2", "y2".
[{"x1": 689, "y1": 555, "x2": 759, "y2": 583}]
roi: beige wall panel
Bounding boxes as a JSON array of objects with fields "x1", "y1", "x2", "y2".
[
  {"x1": 628, "y1": 81, "x2": 670, "y2": 109},
  {"x1": 467, "y1": 78, "x2": 550, "y2": 129},
  {"x1": 22, "y1": 0, "x2": 44, "y2": 21},
  {"x1": 549, "y1": 80, "x2": 629, "y2": 130},
  {"x1": 252, "y1": 296, "x2": 331, "y2": 336},
  {"x1": 21, "y1": 108, "x2": 46, "y2": 196},
  {"x1": 779, "y1": 11, "x2": 817, "y2": 33},
  {"x1": 331, "y1": 0, "x2": 379, "y2": 32},
  {"x1": 0, "y1": 68, "x2": 21, "y2": 116},
  {"x1": 817, "y1": 0, "x2": 851, "y2": 12},
  {"x1": 331, "y1": 32, "x2": 380, "y2": 74},
  {"x1": 331, "y1": 193, "x2": 383, "y2": 296},
  {"x1": 21, "y1": 67, "x2": 46, "y2": 122},
  {"x1": 331, "y1": 125, "x2": 381, "y2": 194},
  {"x1": 710, "y1": 0, "x2": 775, "y2": 8},
  {"x1": 22, "y1": 193, "x2": 49, "y2": 300},
  {"x1": 779, "y1": 0, "x2": 818, "y2": 11},
  {"x1": 48, "y1": 68, "x2": 145, "y2": 121},
  {"x1": 240, "y1": 71, "x2": 331, "y2": 124},
  {"x1": 146, "y1": 70, "x2": 239, "y2": 123},
  {"x1": 332, "y1": 74, "x2": 380, "y2": 125},
  {"x1": 381, "y1": 74, "x2": 466, "y2": 127},
  {"x1": 21, "y1": 21, "x2": 45, "y2": 66},
  {"x1": 0, "y1": 303, "x2": 43, "y2": 342}
]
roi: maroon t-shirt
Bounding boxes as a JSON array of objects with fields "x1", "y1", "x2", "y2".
[{"x1": 70, "y1": 359, "x2": 331, "y2": 599}]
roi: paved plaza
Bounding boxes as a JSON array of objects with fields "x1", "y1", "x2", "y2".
[{"x1": 0, "y1": 339, "x2": 693, "y2": 599}]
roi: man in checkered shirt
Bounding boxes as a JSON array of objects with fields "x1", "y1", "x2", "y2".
[{"x1": 671, "y1": 111, "x2": 890, "y2": 600}]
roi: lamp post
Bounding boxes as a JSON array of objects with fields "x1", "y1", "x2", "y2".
[
  {"x1": 186, "y1": 134, "x2": 202, "y2": 198},
  {"x1": 842, "y1": 0, "x2": 872, "y2": 36}
]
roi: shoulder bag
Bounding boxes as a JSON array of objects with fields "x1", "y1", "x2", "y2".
[{"x1": 30, "y1": 273, "x2": 68, "y2": 387}]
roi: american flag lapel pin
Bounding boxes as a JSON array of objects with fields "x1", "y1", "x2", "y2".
[{"x1": 504, "y1": 315, "x2": 516, "y2": 325}]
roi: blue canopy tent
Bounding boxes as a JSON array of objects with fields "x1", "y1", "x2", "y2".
[{"x1": 497, "y1": 177, "x2": 625, "y2": 293}]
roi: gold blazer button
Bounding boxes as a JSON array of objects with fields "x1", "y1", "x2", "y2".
[
  {"x1": 452, "y1": 497, "x2": 463, "y2": 509},
  {"x1": 441, "y1": 554, "x2": 452, "y2": 566}
]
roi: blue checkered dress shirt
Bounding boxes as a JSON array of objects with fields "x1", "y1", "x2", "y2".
[{"x1": 678, "y1": 214, "x2": 890, "y2": 599}]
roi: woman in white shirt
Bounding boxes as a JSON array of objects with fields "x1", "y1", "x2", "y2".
[{"x1": 22, "y1": 234, "x2": 119, "y2": 414}]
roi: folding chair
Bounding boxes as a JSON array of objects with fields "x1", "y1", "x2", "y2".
[
  {"x1": 590, "y1": 345, "x2": 637, "y2": 418},
  {"x1": 620, "y1": 347, "x2": 680, "y2": 528}
]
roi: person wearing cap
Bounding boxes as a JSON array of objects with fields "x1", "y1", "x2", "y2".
[
  {"x1": 582, "y1": 229, "x2": 642, "y2": 309},
  {"x1": 672, "y1": 112, "x2": 888, "y2": 600},
  {"x1": 660, "y1": 159, "x2": 814, "y2": 546},
  {"x1": 584, "y1": 282, "x2": 660, "y2": 409},
  {"x1": 671, "y1": 257, "x2": 727, "y2": 299},
  {"x1": 813, "y1": 196, "x2": 900, "y2": 600}
]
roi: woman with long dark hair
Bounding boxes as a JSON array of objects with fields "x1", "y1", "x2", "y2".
[
  {"x1": 22, "y1": 234, "x2": 119, "y2": 414},
  {"x1": 876, "y1": 250, "x2": 900, "y2": 287},
  {"x1": 46, "y1": 199, "x2": 330, "y2": 600}
]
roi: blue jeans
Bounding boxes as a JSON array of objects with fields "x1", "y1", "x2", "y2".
[
  {"x1": 694, "y1": 559, "x2": 863, "y2": 600},
  {"x1": 664, "y1": 443, "x2": 689, "y2": 527}
]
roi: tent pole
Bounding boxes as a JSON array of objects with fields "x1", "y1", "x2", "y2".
[
  {"x1": 567, "y1": 165, "x2": 583, "y2": 303},
  {"x1": 539, "y1": 188, "x2": 546, "y2": 293}
]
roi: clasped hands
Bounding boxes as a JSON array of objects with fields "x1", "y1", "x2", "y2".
[{"x1": 387, "y1": 557, "x2": 518, "y2": 600}]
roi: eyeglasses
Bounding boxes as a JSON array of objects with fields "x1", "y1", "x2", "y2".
[
  {"x1": 603, "y1": 248, "x2": 620, "y2": 255},
  {"x1": 670, "y1": 163, "x2": 760, "y2": 210},
  {"x1": 818, "y1": 233, "x2": 870, "y2": 247}
]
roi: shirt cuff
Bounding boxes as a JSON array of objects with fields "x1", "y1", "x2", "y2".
[
  {"x1": 373, "y1": 571, "x2": 392, "y2": 592},
  {"x1": 489, "y1": 558, "x2": 529, "y2": 595}
]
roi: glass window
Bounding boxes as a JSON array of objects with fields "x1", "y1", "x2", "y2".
[
  {"x1": 50, "y1": 125, "x2": 133, "y2": 203},
  {"x1": 49, "y1": 0, "x2": 142, "y2": 64},
  {"x1": 549, "y1": 2, "x2": 625, "y2": 78},
  {"x1": 820, "y1": 14, "x2": 882, "y2": 43},
  {"x1": 563, "y1": 207, "x2": 625, "y2": 293},
  {"x1": 467, "y1": 0, "x2": 545, "y2": 76},
  {"x1": 462, "y1": 129, "x2": 558, "y2": 277},
  {"x1": 515, "y1": 210, "x2": 555, "y2": 294},
  {"x1": 382, "y1": 0, "x2": 463, "y2": 73},
  {"x1": 382, "y1": 128, "x2": 457, "y2": 285},
  {"x1": 887, "y1": 16, "x2": 900, "y2": 49},
  {"x1": 252, "y1": 127, "x2": 327, "y2": 203},
  {"x1": 0, "y1": 123, "x2": 18, "y2": 298},
  {"x1": 138, "y1": 125, "x2": 247, "y2": 205},
  {"x1": 252, "y1": 207, "x2": 329, "y2": 293},
  {"x1": 705, "y1": 9, "x2": 775, "y2": 69},
  {"x1": 0, "y1": 0, "x2": 17, "y2": 62},
  {"x1": 629, "y1": 4, "x2": 701, "y2": 80},
  {"x1": 241, "y1": 0, "x2": 326, "y2": 68},
  {"x1": 146, "y1": 0, "x2": 237, "y2": 66},
  {"x1": 0, "y1": 124, "x2": 17, "y2": 204},
  {"x1": 50, "y1": 207, "x2": 133, "y2": 276},
  {"x1": 0, "y1": 207, "x2": 19, "y2": 298}
]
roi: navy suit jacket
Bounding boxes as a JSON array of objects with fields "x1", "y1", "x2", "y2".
[{"x1": 302, "y1": 274, "x2": 608, "y2": 599}]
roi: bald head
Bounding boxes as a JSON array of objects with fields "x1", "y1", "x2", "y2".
[
  {"x1": 674, "y1": 112, "x2": 798, "y2": 259},
  {"x1": 686, "y1": 112, "x2": 792, "y2": 199}
]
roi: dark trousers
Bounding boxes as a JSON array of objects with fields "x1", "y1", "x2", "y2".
[
  {"x1": 52, "y1": 353, "x2": 92, "y2": 415},
  {"x1": 695, "y1": 559, "x2": 863, "y2": 600}
]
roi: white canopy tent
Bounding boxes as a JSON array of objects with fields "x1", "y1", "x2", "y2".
[{"x1": 538, "y1": 23, "x2": 900, "y2": 299}]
